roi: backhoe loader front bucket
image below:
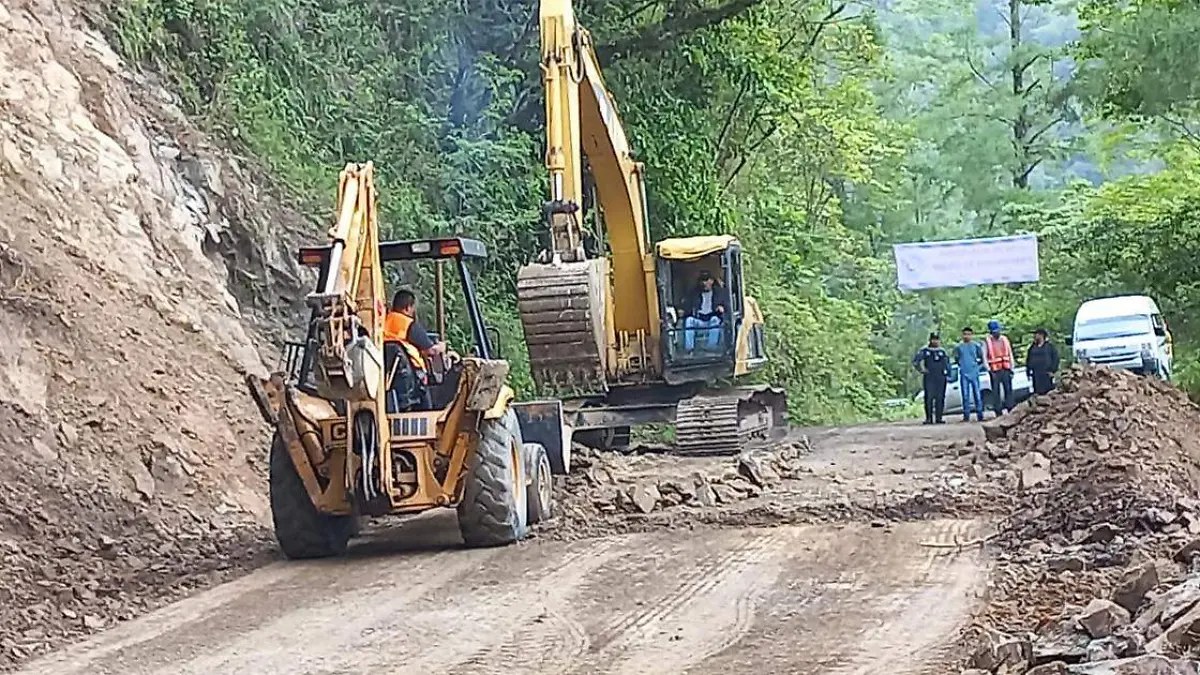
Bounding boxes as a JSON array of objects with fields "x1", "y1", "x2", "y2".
[{"x1": 513, "y1": 400, "x2": 571, "y2": 474}]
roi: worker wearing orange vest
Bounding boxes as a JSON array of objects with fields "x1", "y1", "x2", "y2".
[
  {"x1": 984, "y1": 319, "x2": 1015, "y2": 416},
  {"x1": 382, "y1": 289, "x2": 446, "y2": 410}
]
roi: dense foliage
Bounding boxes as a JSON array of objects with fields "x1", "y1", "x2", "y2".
[{"x1": 104, "y1": 0, "x2": 1200, "y2": 420}]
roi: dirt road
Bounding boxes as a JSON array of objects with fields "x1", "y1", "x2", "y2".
[{"x1": 17, "y1": 508, "x2": 986, "y2": 675}]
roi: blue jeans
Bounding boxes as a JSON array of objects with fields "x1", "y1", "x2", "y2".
[
  {"x1": 960, "y1": 373, "x2": 983, "y2": 419},
  {"x1": 684, "y1": 315, "x2": 722, "y2": 351}
]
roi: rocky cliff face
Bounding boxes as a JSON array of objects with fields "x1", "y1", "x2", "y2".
[{"x1": 0, "y1": 0, "x2": 319, "y2": 665}]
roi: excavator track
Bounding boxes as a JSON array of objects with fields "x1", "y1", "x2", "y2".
[{"x1": 673, "y1": 387, "x2": 787, "y2": 456}]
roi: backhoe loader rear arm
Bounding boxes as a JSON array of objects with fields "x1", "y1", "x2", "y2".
[{"x1": 305, "y1": 163, "x2": 390, "y2": 494}]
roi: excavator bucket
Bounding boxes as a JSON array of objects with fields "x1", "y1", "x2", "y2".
[{"x1": 517, "y1": 259, "x2": 609, "y2": 396}]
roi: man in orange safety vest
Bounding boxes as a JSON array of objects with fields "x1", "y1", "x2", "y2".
[
  {"x1": 382, "y1": 289, "x2": 446, "y2": 410},
  {"x1": 984, "y1": 319, "x2": 1015, "y2": 416}
]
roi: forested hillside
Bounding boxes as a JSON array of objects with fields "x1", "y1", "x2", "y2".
[{"x1": 101, "y1": 0, "x2": 1200, "y2": 421}]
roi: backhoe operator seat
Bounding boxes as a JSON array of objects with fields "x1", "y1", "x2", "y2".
[{"x1": 384, "y1": 341, "x2": 430, "y2": 413}]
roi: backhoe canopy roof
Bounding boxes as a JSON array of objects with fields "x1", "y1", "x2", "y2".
[
  {"x1": 298, "y1": 237, "x2": 488, "y2": 267},
  {"x1": 656, "y1": 234, "x2": 738, "y2": 261}
]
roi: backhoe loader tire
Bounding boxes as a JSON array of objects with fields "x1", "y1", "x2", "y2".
[
  {"x1": 457, "y1": 409, "x2": 530, "y2": 548},
  {"x1": 524, "y1": 442, "x2": 553, "y2": 526},
  {"x1": 269, "y1": 432, "x2": 353, "y2": 560}
]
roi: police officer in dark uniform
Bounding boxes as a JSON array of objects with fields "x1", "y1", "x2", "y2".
[{"x1": 912, "y1": 332, "x2": 951, "y2": 425}]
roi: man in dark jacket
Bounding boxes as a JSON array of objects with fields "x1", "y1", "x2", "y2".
[
  {"x1": 1026, "y1": 328, "x2": 1060, "y2": 395},
  {"x1": 683, "y1": 270, "x2": 730, "y2": 351},
  {"x1": 913, "y1": 332, "x2": 951, "y2": 424}
]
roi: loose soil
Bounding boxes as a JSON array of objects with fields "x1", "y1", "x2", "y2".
[
  {"x1": 15, "y1": 514, "x2": 989, "y2": 675},
  {"x1": 0, "y1": 0, "x2": 313, "y2": 668}
]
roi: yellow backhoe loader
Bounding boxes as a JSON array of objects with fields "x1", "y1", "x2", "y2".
[
  {"x1": 247, "y1": 163, "x2": 565, "y2": 559},
  {"x1": 517, "y1": 0, "x2": 787, "y2": 457}
]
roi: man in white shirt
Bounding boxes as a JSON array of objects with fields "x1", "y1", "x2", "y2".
[{"x1": 683, "y1": 270, "x2": 729, "y2": 351}]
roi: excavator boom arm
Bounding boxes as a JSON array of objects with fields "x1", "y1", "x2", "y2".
[
  {"x1": 539, "y1": 1, "x2": 653, "y2": 305},
  {"x1": 521, "y1": 0, "x2": 660, "y2": 396}
]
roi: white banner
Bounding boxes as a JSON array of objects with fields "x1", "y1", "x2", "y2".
[{"x1": 893, "y1": 234, "x2": 1040, "y2": 291}]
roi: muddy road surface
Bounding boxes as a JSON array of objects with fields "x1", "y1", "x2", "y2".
[
  {"x1": 11, "y1": 420, "x2": 998, "y2": 675},
  {"x1": 17, "y1": 512, "x2": 986, "y2": 675}
]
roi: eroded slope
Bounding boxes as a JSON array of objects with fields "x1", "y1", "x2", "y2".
[{"x1": 0, "y1": 0, "x2": 316, "y2": 666}]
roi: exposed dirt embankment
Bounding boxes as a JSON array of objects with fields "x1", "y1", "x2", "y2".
[{"x1": 0, "y1": 0, "x2": 316, "y2": 666}]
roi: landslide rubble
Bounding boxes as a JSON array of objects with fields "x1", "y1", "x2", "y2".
[
  {"x1": 0, "y1": 1, "x2": 313, "y2": 667},
  {"x1": 544, "y1": 424, "x2": 1010, "y2": 541},
  {"x1": 962, "y1": 366, "x2": 1200, "y2": 673},
  {"x1": 544, "y1": 443, "x2": 813, "y2": 539},
  {"x1": 988, "y1": 366, "x2": 1200, "y2": 545}
]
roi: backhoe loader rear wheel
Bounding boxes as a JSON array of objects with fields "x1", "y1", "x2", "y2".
[
  {"x1": 457, "y1": 409, "x2": 530, "y2": 548},
  {"x1": 524, "y1": 442, "x2": 553, "y2": 525},
  {"x1": 269, "y1": 432, "x2": 353, "y2": 560}
]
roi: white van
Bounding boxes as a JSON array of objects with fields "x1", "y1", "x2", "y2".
[{"x1": 1068, "y1": 295, "x2": 1173, "y2": 380}]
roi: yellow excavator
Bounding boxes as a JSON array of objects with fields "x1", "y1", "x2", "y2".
[
  {"x1": 518, "y1": 0, "x2": 787, "y2": 456},
  {"x1": 247, "y1": 163, "x2": 565, "y2": 559}
]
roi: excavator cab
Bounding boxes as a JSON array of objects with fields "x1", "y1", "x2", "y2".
[
  {"x1": 655, "y1": 235, "x2": 768, "y2": 382},
  {"x1": 247, "y1": 164, "x2": 568, "y2": 560}
]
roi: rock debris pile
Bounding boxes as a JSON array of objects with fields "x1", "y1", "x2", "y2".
[
  {"x1": 555, "y1": 442, "x2": 812, "y2": 518},
  {"x1": 968, "y1": 559, "x2": 1200, "y2": 673},
  {"x1": 0, "y1": 475, "x2": 269, "y2": 666},
  {"x1": 964, "y1": 366, "x2": 1200, "y2": 673},
  {"x1": 984, "y1": 366, "x2": 1200, "y2": 545}
]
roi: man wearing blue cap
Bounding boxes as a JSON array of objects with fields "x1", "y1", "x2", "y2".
[{"x1": 984, "y1": 320, "x2": 1015, "y2": 415}]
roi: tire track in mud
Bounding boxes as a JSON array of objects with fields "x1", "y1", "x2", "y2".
[
  {"x1": 817, "y1": 519, "x2": 986, "y2": 675},
  {"x1": 17, "y1": 541, "x2": 501, "y2": 675},
  {"x1": 412, "y1": 530, "x2": 771, "y2": 674},
  {"x1": 452, "y1": 606, "x2": 589, "y2": 675},
  {"x1": 690, "y1": 519, "x2": 987, "y2": 675},
  {"x1": 600, "y1": 532, "x2": 792, "y2": 675},
  {"x1": 418, "y1": 527, "x2": 794, "y2": 674},
  {"x1": 372, "y1": 538, "x2": 624, "y2": 673},
  {"x1": 17, "y1": 520, "x2": 989, "y2": 675},
  {"x1": 590, "y1": 530, "x2": 779, "y2": 648},
  {"x1": 148, "y1": 547, "x2": 504, "y2": 675},
  {"x1": 564, "y1": 529, "x2": 793, "y2": 675}
]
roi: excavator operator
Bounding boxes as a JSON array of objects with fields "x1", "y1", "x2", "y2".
[
  {"x1": 383, "y1": 289, "x2": 447, "y2": 411},
  {"x1": 683, "y1": 270, "x2": 728, "y2": 352}
]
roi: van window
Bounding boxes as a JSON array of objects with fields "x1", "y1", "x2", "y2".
[{"x1": 1075, "y1": 315, "x2": 1152, "y2": 342}]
